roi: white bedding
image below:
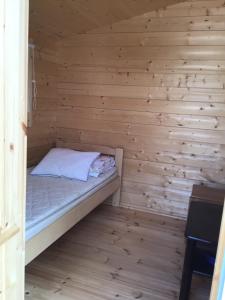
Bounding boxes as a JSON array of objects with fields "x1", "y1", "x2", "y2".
[
  {"x1": 89, "y1": 155, "x2": 116, "y2": 177},
  {"x1": 31, "y1": 148, "x2": 100, "y2": 181},
  {"x1": 26, "y1": 167, "x2": 117, "y2": 241}
]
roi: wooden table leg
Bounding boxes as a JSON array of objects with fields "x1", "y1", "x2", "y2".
[{"x1": 179, "y1": 239, "x2": 196, "y2": 300}]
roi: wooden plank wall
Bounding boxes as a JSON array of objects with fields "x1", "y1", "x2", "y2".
[
  {"x1": 56, "y1": 0, "x2": 225, "y2": 219},
  {"x1": 27, "y1": 42, "x2": 61, "y2": 166}
]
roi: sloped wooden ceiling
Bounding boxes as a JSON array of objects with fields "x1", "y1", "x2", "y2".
[{"x1": 29, "y1": 0, "x2": 183, "y2": 39}]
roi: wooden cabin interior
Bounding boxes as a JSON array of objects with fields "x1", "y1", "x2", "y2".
[{"x1": 22, "y1": 0, "x2": 225, "y2": 299}]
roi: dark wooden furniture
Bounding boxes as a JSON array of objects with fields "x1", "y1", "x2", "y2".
[
  {"x1": 191, "y1": 185, "x2": 225, "y2": 205},
  {"x1": 179, "y1": 185, "x2": 225, "y2": 300}
]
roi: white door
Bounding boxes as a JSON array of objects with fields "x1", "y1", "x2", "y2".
[{"x1": 0, "y1": 0, "x2": 28, "y2": 299}]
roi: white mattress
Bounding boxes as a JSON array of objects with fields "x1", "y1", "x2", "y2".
[{"x1": 26, "y1": 167, "x2": 117, "y2": 241}]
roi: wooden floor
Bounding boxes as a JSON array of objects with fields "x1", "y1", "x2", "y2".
[{"x1": 25, "y1": 205, "x2": 211, "y2": 300}]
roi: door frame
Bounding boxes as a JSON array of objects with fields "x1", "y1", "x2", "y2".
[
  {"x1": 0, "y1": 0, "x2": 28, "y2": 299},
  {"x1": 210, "y1": 203, "x2": 225, "y2": 300}
]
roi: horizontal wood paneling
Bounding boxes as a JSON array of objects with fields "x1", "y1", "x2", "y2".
[
  {"x1": 91, "y1": 15, "x2": 225, "y2": 33},
  {"x1": 58, "y1": 85, "x2": 225, "y2": 106},
  {"x1": 63, "y1": 31, "x2": 225, "y2": 47},
  {"x1": 57, "y1": 0, "x2": 225, "y2": 218},
  {"x1": 56, "y1": 116, "x2": 225, "y2": 144},
  {"x1": 57, "y1": 128, "x2": 225, "y2": 158},
  {"x1": 60, "y1": 46, "x2": 225, "y2": 63},
  {"x1": 56, "y1": 106, "x2": 225, "y2": 130},
  {"x1": 27, "y1": 46, "x2": 61, "y2": 166},
  {"x1": 59, "y1": 71, "x2": 225, "y2": 89}
]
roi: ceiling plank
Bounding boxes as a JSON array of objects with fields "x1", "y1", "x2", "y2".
[{"x1": 29, "y1": 0, "x2": 183, "y2": 40}]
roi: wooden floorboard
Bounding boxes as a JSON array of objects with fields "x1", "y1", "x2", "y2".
[{"x1": 25, "y1": 205, "x2": 211, "y2": 299}]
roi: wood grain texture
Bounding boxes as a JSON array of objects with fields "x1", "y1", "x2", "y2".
[
  {"x1": 0, "y1": 0, "x2": 28, "y2": 298},
  {"x1": 25, "y1": 205, "x2": 211, "y2": 300},
  {"x1": 56, "y1": 0, "x2": 225, "y2": 219},
  {"x1": 29, "y1": 0, "x2": 183, "y2": 40},
  {"x1": 27, "y1": 46, "x2": 61, "y2": 166}
]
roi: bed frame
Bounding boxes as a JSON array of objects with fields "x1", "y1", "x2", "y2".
[{"x1": 25, "y1": 142, "x2": 123, "y2": 265}]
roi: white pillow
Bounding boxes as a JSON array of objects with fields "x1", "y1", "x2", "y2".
[{"x1": 31, "y1": 148, "x2": 100, "y2": 181}]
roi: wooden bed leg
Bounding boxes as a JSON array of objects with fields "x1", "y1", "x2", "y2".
[
  {"x1": 112, "y1": 148, "x2": 123, "y2": 207},
  {"x1": 112, "y1": 188, "x2": 121, "y2": 207}
]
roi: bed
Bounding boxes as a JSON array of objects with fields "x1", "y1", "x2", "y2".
[{"x1": 25, "y1": 143, "x2": 123, "y2": 265}]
